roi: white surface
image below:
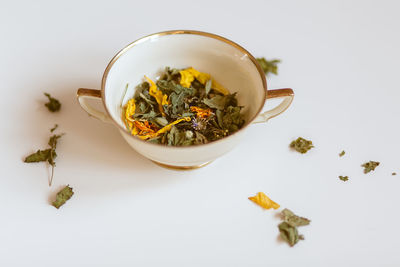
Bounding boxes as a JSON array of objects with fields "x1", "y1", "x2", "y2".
[{"x1": 1, "y1": 0, "x2": 399, "y2": 266}]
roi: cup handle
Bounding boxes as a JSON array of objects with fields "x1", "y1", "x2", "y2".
[
  {"x1": 252, "y1": 88, "x2": 294, "y2": 123},
  {"x1": 77, "y1": 88, "x2": 112, "y2": 123}
]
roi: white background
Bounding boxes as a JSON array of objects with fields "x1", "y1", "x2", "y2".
[{"x1": 1, "y1": 0, "x2": 399, "y2": 266}]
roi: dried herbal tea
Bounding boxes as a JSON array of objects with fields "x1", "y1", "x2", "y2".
[
  {"x1": 24, "y1": 128, "x2": 64, "y2": 186},
  {"x1": 278, "y1": 209, "x2": 310, "y2": 247},
  {"x1": 248, "y1": 192, "x2": 280, "y2": 210},
  {"x1": 44, "y1": 93, "x2": 61, "y2": 112},
  {"x1": 339, "y1": 175, "x2": 349, "y2": 181},
  {"x1": 50, "y1": 124, "x2": 58, "y2": 133},
  {"x1": 256, "y1": 57, "x2": 280, "y2": 76},
  {"x1": 339, "y1": 150, "x2": 345, "y2": 157},
  {"x1": 290, "y1": 137, "x2": 314, "y2": 153},
  {"x1": 393, "y1": 172, "x2": 397, "y2": 176},
  {"x1": 52, "y1": 185, "x2": 74, "y2": 209},
  {"x1": 362, "y1": 161, "x2": 380, "y2": 174},
  {"x1": 122, "y1": 67, "x2": 245, "y2": 146}
]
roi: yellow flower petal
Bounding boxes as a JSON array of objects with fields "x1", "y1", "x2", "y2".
[
  {"x1": 156, "y1": 117, "x2": 191, "y2": 135},
  {"x1": 179, "y1": 67, "x2": 229, "y2": 95},
  {"x1": 146, "y1": 76, "x2": 168, "y2": 116},
  {"x1": 124, "y1": 99, "x2": 136, "y2": 130},
  {"x1": 248, "y1": 192, "x2": 280, "y2": 210}
]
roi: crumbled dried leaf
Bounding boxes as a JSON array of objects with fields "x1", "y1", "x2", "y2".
[
  {"x1": 339, "y1": 175, "x2": 349, "y2": 181},
  {"x1": 362, "y1": 161, "x2": 380, "y2": 174},
  {"x1": 52, "y1": 185, "x2": 74, "y2": 209},
  {"x1": 50, "y1": 124, "x2": 58, "y2": 133},
  {"x1": 339, "y1": 150, "x2": 345, "y2": 157},
  {"x1": 256, "y1": 57, "x2": 280, "y2": 76},
  {"x1": 281, "y1": 209, "x2": 311, "y2": 227},
  {"x1": 44, "y1": 93, "x2": 61, "y2": 112},
  {"x1": 278, "y1": 222, "x2": 303, "y2": 246},
  {"x1": 248, "y1": 192, "x2": 280, "y2": 210},
  {"x1": 290, "y1": 137, "x2": 314, "y2": 154},
  {"x1": 24, "y1": 149, "x2": 53, "y2": 163},
  {"x1": 392, "y1": 172, "x2": 397, "y2": 176}
]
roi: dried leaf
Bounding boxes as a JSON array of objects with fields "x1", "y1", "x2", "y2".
[
  {"x1": 24, "y1": 149, "x2": 52, "y2": 163},
  {"x1": 339, "y1": 150, "x2": 345, "y2": 157},
  {"x1": 44, "y1": 93, "x2": 61, "y2": 112},
  {"x1": 256, "y1": 57, "x2": 280, "y2": 76},
  {"x1": 50, "y1": 124, "x2": 58, "y2": 133},
  {"x1": 393, "y1": 172, "x2": 397, "y2": 176},
  {"x1": 290, "y1": 137, "x2": 314, "y2": 154},
  {"x1": 202, "y1": 95, "x2": 227, "y2": 110},
  {"x1": 339, "y1": 175, "x2": 349, "y2": 181},
  {"x1": 52, "y1": 185, "x2": 74, "y2": 209},
  {"x1": 205, "y1": 79, "x2": 212, "y2": 95},
  {"x1": 248, "y1": 192, "x2": 280, "y2": 210},
  {"x1": 281, "y1": 209, "x2": 311, "y2": 227},
  {"x1": 278, "y1": 222, "x2": 303, "y2": 247},
  {"x1": 362, "y1": 161, "x2": 380, "y2": 174}
]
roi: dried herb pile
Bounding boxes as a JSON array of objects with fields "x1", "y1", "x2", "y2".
[{"x1": 123, "y1": 67, "x2": 245, "y2": 146}]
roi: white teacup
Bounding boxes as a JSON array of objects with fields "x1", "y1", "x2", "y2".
[{"x1": 77, "y1": 30, "x2": 294, "y2": 169}]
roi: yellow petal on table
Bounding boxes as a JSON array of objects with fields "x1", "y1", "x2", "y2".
[
  {"x1": 156, "y1": 117, "x2": 192, "y2": 135},
  {"x1": 248, "y1": 192, "x2": 280, "y2": 210},
  {"x1": 179, "y1": 67, "x2": 229, "y2": 95},
  {"x1": 146, "y1": 76, "x2": 168, "y2": 116}
]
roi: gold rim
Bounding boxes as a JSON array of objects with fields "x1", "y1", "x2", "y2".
[
  {"x1": 152, "y1": 160, "x2": 213, "y2": 170},
  {"x1": 100, "y1": 30, "x2": 268, "y2": 149}
]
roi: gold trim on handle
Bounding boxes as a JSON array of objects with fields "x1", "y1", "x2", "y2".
[{"x1": 77, "y1": 88, "x2": 102, "y2": 98}]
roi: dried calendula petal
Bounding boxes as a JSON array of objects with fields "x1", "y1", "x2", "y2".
[
  {"x1": 156, "y1": 117, "x2": 191, "y2": 135},
  {"x1": 146, "y1": 76, "x2": 168, "y2": 116},
  {"x1": 190, "y1": 106, "x2": 213, "y2": 118},
  {"x1": 248, "y1": 192, "x2": 280, "y2": 210},
  {"x1": 179, "y1": 67, "x2": 229, "y2": 95},
  {"x1": 124, "y1": 98, "x2": 136, "y2": 129}
]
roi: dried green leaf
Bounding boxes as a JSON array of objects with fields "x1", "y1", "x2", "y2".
[
  {"x1": 205, "y1": 79, "x2": 212, "y2": 95},
  {"x1": 290, "y1": 137, "x2": 314, "y2": 154},
  {"x1": 44, "y1": 93, "x2": 61, "y2": 112},
  {"x1": 52, "y1": 185, "x2": 74, "y2": 209},
  {"x1": 24, "y1": 149, "x2": 52, "y2": 163},
  {"x1": 202, "y1": 95, "x2": 226, "y2": 110},
  {"x1": 154, "y1": 117, "x2": 169, "y2": 127},
  {"x1": 50, "y1": 124, "x2": 58, "y2": 133},
  {"x1": 339, "y1": 175, "x2": 349, "y2": 181},
  {"x1": 48, "y1": 134, "x2": 63, "y2": 149},
  {"x1": 278, "y1": 222, "x2": 303, "y2": 247},
  {"x1": 339, "y1": 150, "x2": 345, "y2": 157},
  {"x1": 281, "y1": 209, "x2": 311, "y2": 227},
  {"x1": 362, "y1": 161, "x2": 380, "y2": 174},
  {"x1": 256, "y1": 57, "x2": 281, "y2": 76}
]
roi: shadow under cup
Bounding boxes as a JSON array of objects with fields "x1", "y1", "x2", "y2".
[{"x1": 78, "y1": 30, "x2": 293, "y2": 169}]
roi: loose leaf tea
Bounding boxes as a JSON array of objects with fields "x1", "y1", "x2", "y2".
[
  {"x1": 256, "y1": 57, "x2": 280, "y2": 76},
  {"x1": 122, "y1": 67, "x2": 245, "y2": 146},
  {"x1": 50, "y1": 124, "x2": 58, "y2": 132},
  {"x1": 52, "y1": 185, "x2": 74, "y2": 209},
  {"x1": 278, "y1": 222, "x2": 304, "y2": 247},
  {"x1": 393, "y1": 173, "x2": 397, "y2": 176},
  {"x1": 339, "y1": 150, "x2": 345, "y2": 157},
  {"x1": 248, "y1": 192, "x2": 280, "y2": 210},
  {"x1": 339, "y1": 175, "x2": 349, "y2": 181},
  {"x1": 278, "y1": 209, "x2": 310, "y2": 247},
  {"x1": 281, "y1": 208, "x2": 311, "y2": 227},
  {"x1": 290, "y1": 137, "x2": 314, "y2": 153},
  {"x1": 44, "y1": 93, "x2": 61, "y2": 112},
  {"x1": 362, "y1": 161, "x2": 380, "y2": 174},
  {"x1": 24, "y1": 128, "x2": 64, "y2": 186}
]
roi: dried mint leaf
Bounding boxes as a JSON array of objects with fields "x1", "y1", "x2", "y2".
[
  {"x1": 52, "y1": 185, "x2": 74, "y2": 209},
  {"x1": 202, "y1": 95, "x2": 227, "y2": 110},
  {"x1": 44, "y1": 93, "x2": 61, "y2": 112},
  {"x1": 205, "y1": 79, "x2": 212, "y2": 96},
  {"x1": 290, "y1": 137, "x2": 314, "y2": 153},
  {"x1": 362, "y1": 161, "x2": 380, "y2": 174},
  {"x1": 256, "y1": 57, "x2": 281, "y2": 76},
  {"x1": 339, "y1": 150, "x2": 345, "y2": 157},
  {"x1": 24, "y1": 149, "x2": 52, "y2": 163},
  {"x1": 281, "y1": 209, "x2": 310, "y2": 227},
  {"x1": 50, "y1": 124, "x2": 58, "y2": 133},
  {"x1": 278, "y1": 222, "x2": 303, "y2": 247},
  {"x1": 339, "y1": 176, "x2": 349, "y2": 181}
]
